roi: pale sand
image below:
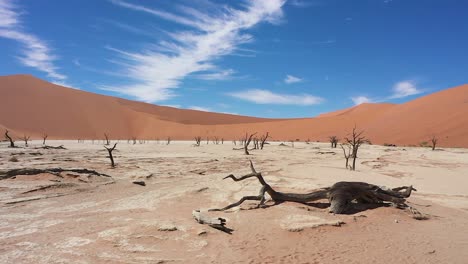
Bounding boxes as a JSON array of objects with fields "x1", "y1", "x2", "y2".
[{"x1": 1, "y1": 140, "x2": 468, "y2": 263}]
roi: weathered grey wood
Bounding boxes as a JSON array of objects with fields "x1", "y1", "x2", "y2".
[
  {"x1": 36, "y1": 145, "x2": 67, "y2": 150},
  {"x1": 192, "y1": 210, "x2": 233, "y2": 234},
  {"x1": 4, "y1": 130, "x2": 15, "y2": 148},
  {"x1": 104, "y1": 143, "x2": 117, "y2": 167},
  {"x1": 0, "y1": 168, "x2": 112, "y2": 180},
  {"x1": 208, "y1": 161, "x2": 424, "y2": 219}
]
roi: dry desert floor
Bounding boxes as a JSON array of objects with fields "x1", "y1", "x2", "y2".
[{"x1": 1, "y1": 140, "x2": 468, "y2": 263}]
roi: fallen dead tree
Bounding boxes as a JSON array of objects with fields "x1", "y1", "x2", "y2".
[
  {"x1": 0, "y1": 168, "x2": 112, "y2": 180},
  {"x1": 35, "y1": 145, "x2": 67, "y2": 150},
  {"x1": 206, "y1": 161, "x2": 425, "y2": 219}
]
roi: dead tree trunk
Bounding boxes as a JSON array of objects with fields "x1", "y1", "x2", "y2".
[
  {"x1": 253, "y1": 137, "x2": 259, "y2": 149},
  {"x1": 431, "y1": 136, "x2": 438, "y2": 151},
  {"x1": 260, "y1": 132, "x2": 270, "y2": 150},
  {"x1": 194, "y1": 136, "x2": 202, "y2": 146},
  {"x1": 243, "y1": 132, "x2": 256, "y2": 155},
  {"x1": 104, "y1": 143, "x2": 117, "y2": 168},
  {"x1": 22, "y1": 135, "x2": 30, "y2": 147},
  {"x1": 4, "y1": 130, "x2": 15, "y2": 148},
  {"x1": 42, "y1": 134, "x2": 48, "y2": 145},
  {"x1": 344, "y1": 126, "x2": 368, "y2": 171},
  {"x1": 329, "y1": 136, "x2": 339, "y2": 148},
  {"x1": 208, "y1": 161, "x2": 423, "y2": 219},
  {"x1": 104, "y1": 133, "x2": 110, "y2": 145},
  {"x1": 340, "y1": 144, "x2": 352, "y2": 169},
  {"x1": 167, "y1": 137, "x2": 171, "y2": 145},
  {"x1": 132, "y1": 137, "x2": 137, "y2": 145}
]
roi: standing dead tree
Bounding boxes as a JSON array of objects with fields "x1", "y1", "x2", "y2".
[
  {"x1": 4, "y1": 130, "x2": 15, "y2": 148},
  {"x1": 252, "y1": 137, "x2": 259, "y2": 149},
  {"x1": 243, "y1": 132, "x2": 256, "y2": 155},
  {"x1": 232, "y1": 140, "x2": 237, "y2": 146},
  {"x1": 194, "y1": 136, "x2": 202, "y2": 146},
  {"x1": 430, "y1": 135, "x2": 438, "y2": 151},
  {"x1": 207, "y1": 161, "x2": 424, "y2": 219},
  {"x1": 42, "y1": 133, "x2": 48, "y2": 145},
  {"x1": 104, "y1": 133, "x2": 110, "y2": 145},
  {"x1": 132, "y1": 137, "x2": 137, "y2": 145},
  {"x1": 213, "y1": 137, "x2": 220, "y2": 145},
  {"x1": 167, "y1": 137, "x2": 171, "y2": 145},
  {"x1": 22, "y1": 135, "x2": 31, "y2": 147},
  {"x1": 343, "y1": 126, "x2": 368, "y2": 171},
  {"x1": 329, "y1": 136, "x2": 339, "y2": 148},
  {"x1": 340, "y1": 143, "x2": 353, "y2": 169},
  {"x1": 235, "y1": 132, "x2": 257, "y2": 155},
  {"x1": 259, "y1": 132, "x2": 270, "y2": 150},
  {"x1": 104, "y1": 143, "x2": 117, "y2": 168}
]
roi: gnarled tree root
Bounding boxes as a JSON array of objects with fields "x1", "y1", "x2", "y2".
[{"x1": 207, "y1": 161, "x2": 426, "y2": 220}]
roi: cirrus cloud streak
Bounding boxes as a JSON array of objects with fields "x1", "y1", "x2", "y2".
[{"x1": 228, "y1": 89, "x2": 323, "y2": 106}]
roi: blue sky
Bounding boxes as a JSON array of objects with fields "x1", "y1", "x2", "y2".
[{"x1": 1, "y1": 0, "x2": 467, "y2": 118}]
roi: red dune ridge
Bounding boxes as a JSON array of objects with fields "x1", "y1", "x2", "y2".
[{"x1": 1, "y1": 74, "x2": 467, "y2": 147}]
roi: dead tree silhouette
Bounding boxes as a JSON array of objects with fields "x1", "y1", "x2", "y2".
[
  {"x1": 104, "y1": 143, "x2": 118, "y2": 168},
  {"x1": 208, "y1": 161, "x2": 424, "y2": 219}
]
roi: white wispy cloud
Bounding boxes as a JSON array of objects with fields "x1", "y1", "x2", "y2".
[
  {"x1": 351, "y1": 96, "x2": 372, "y2": 105},
  {"x1": 162, "y1": 104, "x2": 181, "y2": 108},
  {"x1": 228, "y1": 89, "x2": 323, "y2": 106},
  {"x1": 289, "y1": 0, "x2": 322, "y2": 8},
  {"x1": 389, "y1": 80, "x2": 423, "y2": 99},
  {"x1": 284, "y1": 74, "x2": 303, "y2": 84},
  {"x1": 0, "y1": 0, "x2": 66, "y2": 81},
  {"x1": 187, "y1": 106, "x2": 212, "y2": 112},
  {"x1": 194, "y1": 69, "x2": 235, "y2": 81},
  {"x1": 104, "y1": 0, "x2": 286, "y2": 102}
]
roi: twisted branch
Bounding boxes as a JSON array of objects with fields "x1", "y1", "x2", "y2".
[{"x1": 208, "y1": 161, "x2": 424, "y2": 219}]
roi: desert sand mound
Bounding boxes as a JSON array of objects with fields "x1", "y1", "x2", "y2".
[{"x1": 0, "y1": 74, "x2": 467, "y2": 147}]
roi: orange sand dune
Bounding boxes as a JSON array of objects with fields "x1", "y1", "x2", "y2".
[{"x1": 1, "y1": 74, "x2": 467, "y2": 147}]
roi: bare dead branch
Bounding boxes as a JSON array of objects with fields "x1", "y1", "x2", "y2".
[
  {"x1": 207, "y1": 162, "x2": 423, "y2": 220},
  {"x1": 340, "y1": 143, "x2": 352, "y2": 169},
  {"x1": 343, "y1": 126, "x2": 369, "y2": 170},
  {"x1": 0, "y1": 168, "x2": 112, "y2": 180},
  {"x1": 242, "y1": 132, "x2": 257, "y2": 155},
  {"x1": 42, "y1": 133, "x2": 48, "y2": 145},
  {"x1": 104, "y1": 133, "x2": 110, "y2": 145},
  {"x1": 4, "y1": 130, "x2": 15, "y2": 148},
  {"x1": 329, "y1": 136, "x2": 339, "y2": 148},
  {"x1": 194, "y1": 136, "x2": 202, "y2": 146},
  {"x1": 36, "y1": 145, "x2": 66, "y2": 150},
  {"x1": 104, "y1": 143, "x2": 118, "y2": 167},
  {"x1": 430, "y1": 135, "x2": 438, "y2": 151},
  {"x1": 22, "y1": 135, "x2": 30, "y2": 147}
]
